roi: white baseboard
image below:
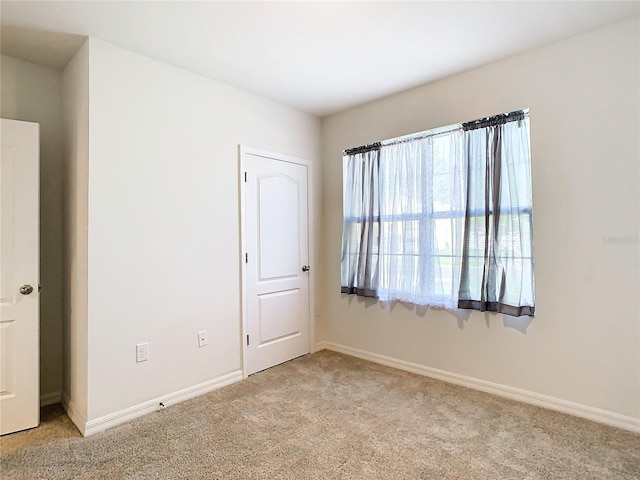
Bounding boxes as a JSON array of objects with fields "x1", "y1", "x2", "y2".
[
  {"x1": 314, "y1": 341, "x2": 330, "y2": 351},
  {"x1": 40, "y1": 391, "x2": 61, "y2": 407},
  {"x1": 63, "y1": 370, "x2": 242, "y2": 437},
  {"x1": 61, "y1": 393, "x2": 87, "y2": 436},
  {"x1": 316, "y1": 341, "x2": 640, "y2": 433}
]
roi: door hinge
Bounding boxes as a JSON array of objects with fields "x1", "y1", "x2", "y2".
[
  {"x1": 245, "y1": 253, "x2": 248, "y2": 263},
  {"x1": 246, "y1": 335, "x2": 250, "y2": 346},
  {"x1": 244, "y1": 172, "x2": 247, "y2": 182}
]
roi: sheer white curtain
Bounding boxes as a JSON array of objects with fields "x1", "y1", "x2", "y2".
[
  {"x1": 377, "y1": 130, "x2": 465, "y2": 309},
  {"x1": 458, "y1": 114, "x2": 535, "y2": 316},
  {"x1": 340, "y1": 110, "x2": 535, "y2": 317}
]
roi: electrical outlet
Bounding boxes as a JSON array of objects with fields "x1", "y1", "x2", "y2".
[
  {"x1": 136, "y1": 343, "x2": 149, "y2": 362},
  {"x1": 198, "y1": 331, "x2": 208, "y2": 347}
]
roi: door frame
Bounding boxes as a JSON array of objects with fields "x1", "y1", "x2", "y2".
[{"x1": 239, "y1": 145, "x2": 315, "y2": 378}]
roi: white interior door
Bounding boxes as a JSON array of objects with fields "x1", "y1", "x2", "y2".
[
  {"x1": 241, "y1": 147, "x2": 310, "y2": 376},
  {"x1": 0, "y1": 118, "x2": 40, "y2": 435}
]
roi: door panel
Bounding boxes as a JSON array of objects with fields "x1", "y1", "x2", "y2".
[
  {"x1": 258, "y1": 289, "x2": 301, "y2": 344},
  {"x1": 0, "y1": 118, "x2": 40, "y2": 435},
  {"x1": 242, "y1": 148, "x2": 309, "y2": 375},
  {"x1": 258, "y1": 175, "x2": 299, "y2": 279}
]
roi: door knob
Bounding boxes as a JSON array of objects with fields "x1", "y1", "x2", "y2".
[
  {"x1": 20, "y1": 285, "x2": 34, "y2": 295},
  {"x1": 302, "y1": 265, "x2": 311, "y2": 272}
]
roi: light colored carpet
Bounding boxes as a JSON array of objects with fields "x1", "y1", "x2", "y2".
[{"x1": 1, "y1": 350, "x2": 639, "y2": 479}]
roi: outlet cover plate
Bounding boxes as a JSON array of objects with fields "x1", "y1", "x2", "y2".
[
  {"x1": 198, "y1": 331, "x2": 208, "y2": 347},
  {"x1": 136, "y1": 343, "x2": 149, "y2": 362}
]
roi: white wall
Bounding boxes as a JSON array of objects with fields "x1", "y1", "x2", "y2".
[
  {"x1": 1, "y1": 54, "x2": 64, "y2": 405},
  {"x1": 61, "y1": 41, "x2": 90, "y2": 424},
  {"x1": 83, "y1": 39, "x2": 320, "y2": 423},
  {"x1": 320, "y1": 18, "x2": 640, "y2": 423}
]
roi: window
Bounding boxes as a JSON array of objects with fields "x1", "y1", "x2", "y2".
[{"x1": 341, "y1": 110, "x2": 535, "y2": 317}]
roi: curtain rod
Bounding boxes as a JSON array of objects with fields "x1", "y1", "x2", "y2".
[
  {"x1": 343, "y1": 109, "x2": 529, "y2": 156},
  {"x1": 462, "y1": 109, "x2": 528, "y2": 131}
]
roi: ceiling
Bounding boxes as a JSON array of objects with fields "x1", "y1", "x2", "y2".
[{"x1": 1, "y1": 1, "x2": 638, "y2": 117}]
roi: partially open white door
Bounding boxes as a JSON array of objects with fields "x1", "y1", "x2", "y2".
[
  {"x1": 0, "y1": 118, "x2": 40, "y2": 435},
  {"x1": 241, "y1": 147, "x2": 310, "y2": 376}
]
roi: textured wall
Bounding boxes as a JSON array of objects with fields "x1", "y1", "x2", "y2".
[
  {"x1": 84, "y1": 38, "x2": 321, "y2": 421},
  {"x1": 320, "y1": 18, "x2": 640, "y2": 420}
]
